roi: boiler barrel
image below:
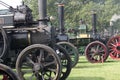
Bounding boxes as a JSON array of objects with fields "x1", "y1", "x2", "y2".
[
  {"x1": 10, "y1": 32, "x2": 30, "y2": 49},
  {"x1": 9, "y1": 31, "x2": 51, "y2": 49}
]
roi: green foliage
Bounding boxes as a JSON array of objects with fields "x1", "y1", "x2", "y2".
[
  {"x1": 24, "y1": 0, "x2": 38, "y2": 19},
  {"x1": 23, "y1": 0, "x2": 120, "y2": 31}
]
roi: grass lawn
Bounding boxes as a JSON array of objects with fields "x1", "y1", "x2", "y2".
[{"x1": 67, "y1": 56, "x2": 120, "y2": 80}]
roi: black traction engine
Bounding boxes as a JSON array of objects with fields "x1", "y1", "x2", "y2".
[{"x1": 0, "y1": 0, "x2": 72, "y2": 80}]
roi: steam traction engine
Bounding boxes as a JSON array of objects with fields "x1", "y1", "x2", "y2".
[
  {"x1": 56, "y1": 3, "x2": 79, "y2": 68},
  {"x1": 0, "y1": 0, "x2": 72, "y2": 80},
  {"x1": 84, "y1": 11, "x2": 109, "y2": 63},
  {"x1": 85, "y1": 11, "x2": 120, "y2": 63}
]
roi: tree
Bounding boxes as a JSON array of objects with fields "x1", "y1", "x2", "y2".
[{"x1": 23, "y1": 0, "x2": 120, "y2": 32}]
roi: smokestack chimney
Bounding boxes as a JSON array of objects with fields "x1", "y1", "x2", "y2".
[
  {"x1": 38, "y1": 0, "x2": 47, "y2": 25},
  {"x1": 92, "y1": 10, "x2": 97, "y2": 38},
  {"x1": 58, "y1": 3, "x2": 65, "y2": 34}
]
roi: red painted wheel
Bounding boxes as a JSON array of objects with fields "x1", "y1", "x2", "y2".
[
  {"x1": 85, "y1": 41, "x2": 108, "y2": 63},
  {"x1": 107, "y1": 36, "x2": 120, "y2": 59}
]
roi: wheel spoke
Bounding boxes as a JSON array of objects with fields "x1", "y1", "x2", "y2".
[
  {"x1": 96, "y1": 44, "x2": 100, "y2": 51},
  {"x1": 21, "y1": 69, "x2": 33, "y2": 74},
  {"x1": 110, "y1": 50, "x2": 116, "y2": 54},
  {"x1": 37, "y1": 49, "x2": 44, "y2": 63},
  {"x1": 98, "y1": 49, "x2": 105, "y2": 53},
  {"x1": 110, "y1": 43, "x2": 116, "y2": 47},
  {"x1": 26, "y1": 57, "x2": 35, "y2": 65},
  {"x1": 34, "y1": 73, "x2": 44, "y2": 80},
  {"x1": 115, "y1": 39, "x2": 118, "y2": 44},
  {"x1": 43, "y1": 61, "x2": 56, "y2": 67}
]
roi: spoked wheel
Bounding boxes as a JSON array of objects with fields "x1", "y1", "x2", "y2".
[
  {"x1": 85, "y1": 41, "x2": 108, "y2": 63},
  {"x1": 16, "y1": 44, "x2": 61, "y2": 80},
  {"x1": 0, "y1": 64, "x2": 19, "y2": 80},
  {"x1": 57, "y1": 42, "x2": 79, "y2": 67},
  {"x1": 54, "y1": 44, "x2": 72, "y2": 80},
  {"x1": 0, "y1": 27, "x2": 8, "y2": 61},
  {"x1": 107, "y1": 36, "x2": 120, "y2": 59}
]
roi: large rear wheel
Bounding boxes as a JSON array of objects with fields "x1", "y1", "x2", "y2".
[
  {"x1": 0, "y1": 27, "x2": 8, "y2": 61},
  {"x1": 107, "y1": 36, "x2": 120, "y2": 59},
  {"x1": 16, "y1": 44, "x2": 61, "y2": 80}
]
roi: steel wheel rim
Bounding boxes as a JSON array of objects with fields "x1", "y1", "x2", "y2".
[
  {"x1": 85, "y1": 41, "x2": 108, "y2": 63},
  {"x1": 107, "y1": 36, "x2": 120, "y2": 59},
  {"x1": 0, "y1": 64, "x2": 19, "y2": 80},
  {"x1": 16, "y1": 44, "x2": 61, "y2": 80},
  {"x1": 55, "y1": 44, "x2": 72, "y2": 80},
  {"x1": 57, "y1": 42, "x2": 79, "y2": 67},
  {"x1": 0, "y1": 27, "x2": 8, "y2": 59}
]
